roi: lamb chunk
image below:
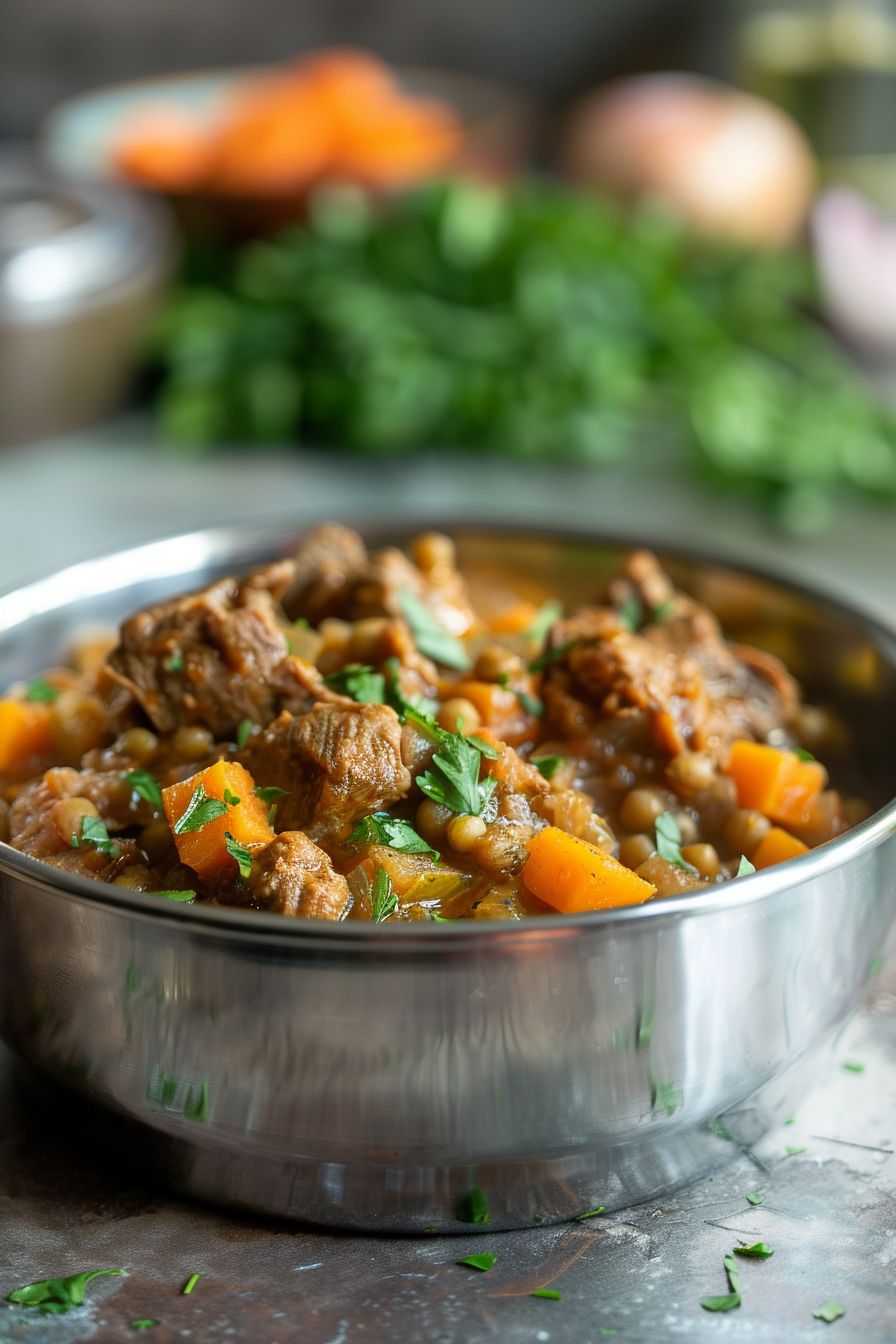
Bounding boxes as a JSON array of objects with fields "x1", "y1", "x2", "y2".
[
  {"x1": 350, "y1": 541, "x2": 475, "y2": 636},
  {"x1": 249, "y1": 831, "x2": 351, "y2": 920},
  {"x1": 285, "y1": 524, "x2": 369, "y2": 624},
  {"x1": 105, "y1": 570, "x2": 312, "y2": 739},
  {"x1": 242, "y1": 702, "x2": 411, "y2": 843},
  {"x1": 9, "y1": 766, "x2": 134, "y2": 858}
]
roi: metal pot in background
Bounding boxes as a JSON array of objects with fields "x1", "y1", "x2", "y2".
[{"x1": 0, "y1": 153, "x2": 174, "y2": 447}]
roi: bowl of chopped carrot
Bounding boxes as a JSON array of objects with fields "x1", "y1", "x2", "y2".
[{"x1": 40, "y1": 50, "x2": 537, "y2": 234}]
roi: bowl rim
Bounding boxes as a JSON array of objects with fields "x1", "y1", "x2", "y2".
[{"x1": 1, "y1": 516, "x2": 894, "y2": 947}]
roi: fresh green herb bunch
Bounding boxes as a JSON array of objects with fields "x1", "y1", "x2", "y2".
[{"x1": 154, "y1": 178, "x2": 896, "y2": 529}]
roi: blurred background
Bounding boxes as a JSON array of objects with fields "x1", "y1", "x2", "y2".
[{"x1": 2, "y1": 0, "x2": 896, "y2": 607}]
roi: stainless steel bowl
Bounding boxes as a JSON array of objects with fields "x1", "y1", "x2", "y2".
[{"x1": 1, "y1": 522, "x2": 894, "y2": 1232}]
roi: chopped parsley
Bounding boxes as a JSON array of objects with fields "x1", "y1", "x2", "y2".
[
  {"x1": 523, "y1": 599, "x2": 563, "y2": 645},
  {"x1": 654, "y1": 812, "x2": 697, "y2": 873},
  {"x1": 416, "y1": 729, "x2": 497, "y2": 817},
  {"x1": 131, "y1": 1321, "x2": 159, "y2": 1331},
  {"x1": 398, "y1": 590, "x2": 470, "y2": 671},
  {"x1": 531, "y1": 754, "x2": 564, "y2": 780},
  {"x1": 172, "y1": 783, "x2": 228, "y2": 835},
  {"x1": 164, "y1": 649, "x2": 184, "y2": 672},
  {"x1": 371, "y1": 868, "x2": 397, "y2": 923},
  {"x1": 734, "y1": 1242, "x2": 774, "y2": 1259},
  {"x1": 650, "y1": 599, "x2": 674, "y2": 623},
  {"x1": 700, "y1": 1253, "x2": 742, "y2": 1313},
  {"x1": 222, "y1": 787, "x2": 241, "y2": 807},
  {"x1": 457, "y1": 1253, "x2": 496, "y2": 1272},
  {"x1": 842, "y1": 1060, "x2": 865, "y2": 1073},
  {"x1": 124, "y1": 768, "x2": 163, "y2": 810},
  {"x1": 813, "y1": 1302, "x2": 845, "y2": 1323},
  {"x1": 224, "y1": 832, "x2": 253, "y2": 879},
  {"x1": 383, "y1": 656, "x2": 439, "y2": 719},
  {"x1": 456, "y1": 1185, "x2": 489, "y2": 1225},
  {"x1": 349, "y1": 812, "x2": 439, "y2": 860},
  {"x1": 515, "y1": 689, "x2": 544, "y2": 717},
  {"x1": 785, "y1": 1144, "x2": 806, "y2": 1156},
  {"x1": 617, "y1": 595, "x2": 643, "y2": 632},
  {"x1": 529, "y1": 638, "x2": 586, "y2": 672},
  {"x1": 236, "y1": 718, "x2": 254, "y2": 748},
  {"x1": 24, "y1": 678, "x2": 59, "y2": 703},
  {"x1": 182, "y1": 1273, "x2": 201, "y2": 1296},
  {"x1": 71, "y1": 815, "x2": 120, "y2": 859},
  {"x1": 737, "y1": 854, "x2": 756, "y2": 876},
  {"x1": 531, "y1": 1289, "x2": 562, "y2": 1300},
  {"x1": 323, "y1": 663, "x2": 386, "y2": 703},
  {"x1": 8, "y1": 1268, "x2": 125, "y2": 1314},
  {"x1": 576, "y1": 1206, "x2": 606, "y2": 1220},
  {"x1": 745, "y1": 1191, "x2": 764, "y2": 1206},
  {"x1": 794, "y1": 746, "x2": 816, "y2": 762},
  {"x1": 156, "y1": 890, "x2": 196, "y2": 902},
  {"x1": 254, "y1": 785, "x2": 289, "y2": 804}
]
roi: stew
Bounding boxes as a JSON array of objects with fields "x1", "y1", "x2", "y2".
[{"x1": 0, "y1": 528, "x2": 863, "y2": 921}]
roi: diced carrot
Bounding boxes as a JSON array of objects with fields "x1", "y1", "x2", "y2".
[
  {"x1": 0, "y1": 700, "x2": 53, "y2": 773},
  {"x1": 451, "y1": 679, "x2": 538, "y2": 748},
  {"x1": 725, "y1": 740, "x2": 825, "y2": 827},
  {"x1": 523, "y1": 826, "x2": 656, "y2": 913},
  {"x1": 162, "y1": 760, "x2": 274, "y2": 878},
  {"x1": 489, "y1": 600, "x2": 540, "y2": 636},
  {"x1": 752, "y1": 826, "x2": 809, "y2": 870}
]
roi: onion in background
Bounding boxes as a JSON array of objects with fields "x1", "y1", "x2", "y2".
[
  {"x1": 812, "y1": 187, "x2": 896, "y2": 354},
  {"x1": 561, "y1": 73, "x2": 816, "y2": 249}
]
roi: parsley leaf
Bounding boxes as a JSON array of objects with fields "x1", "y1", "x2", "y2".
[
  {"x1": 224, "y1": 832, "x2": 253, "y2": 879},
  {"x1": 124, "y1": 768, "x2": 163, "y2": 810},
  {"x1": 523, "y1": 599, "x2": 563, "y2": 645},
  {"x1": 576, "y1": 1206, "x2": 606, "y2": 1219},
  {"x1": 734, "y1": 1242, "x2": 774, "y2": 1259},
  {"x1": 531, "y1": 754, "x2": 564, "y2": 780},
  {"x1": 813, "y1": 1302, "x2": 845, "y2": 1323},
  {"x1": 131, "y1": 1321, "x2": 159, "y2": 1331},
  {"x1": 236, "y1": 718, "x2": 254, "y2": 748},
  {"x1": 398, "y1": 591, "x2": 470, "y2": 671},
  {"x1": 700, "y1": 1293, "x2": 742, "y2": 1313},
  {"x1": 323, "y1": 663, "x2": 386, "y2": 703},
  {"x1": 745, "y1": 1191, "x2": 765, "y2": 1206},
  {"x1": 222, "y1": 787, "x2": 241, "y2": 807},
  {"x1": 156, "y1": 890, "x2": 195, "y2": 902},
  {"x1": 417, "y1": 732, "x2": 497, "y2": 817},
  {"x1": 737, "y1": 854, "x2": 756, "y2": 876},
  {"x1": 786, "y1": 1144, "x2": 806, "y2": 1156},
  {"x1": 515, "y1": 690, "x2": 543, "y2": 717},
  {"x1": 531, "y1": 1289, "x2": 562, "y2": 1300},
  {"x1": 254, "y1": 785, "x2": 289, "y2": 804},
  {"x1": 456, "y1": 1186, "x2": 489, "y2": 1224},
  {"x1": 650, "y1": 599, "x2": 674, "y2": 623},
  {"x1": 24, "y1": 678, "x2": 59, "y2": 703},
  {"x1": 371, "y1": 868, "x2": 397, "y2": 923},
  {"x1": 794, "y1": 746, "x2": 816, "y2": 762},
  {"x1": 8, "y1": 1268, "x2": 125, "y2": 1314},
  {"x1": 182, "y1": 1273, "x2": 201, "y2": 1296},
  {"x1": 164, "y1": 650, "x2": 184, "y2": 672},
  {"x1": 172, "y1": 783, "x2": 229, "y2": 835},
  {"x1": 529, "y1": 638, "x2": 586, "y2": 672},
  {"x1": 72, "y1": 815, "x2": 120, "y2": 859},
  {"x1": 458, "y1": 1253, "x2": 496, "y2": 1272},
  {"x1": 349, "y1": 812, "x2": 439, "y2": 860},
  {"x1": 654, "y1": 812, "x2": 698, "y2": 873},
  {"x1": 617, "y1": 595, "x2": 643, "y2": 632},
  {"x1": 842, "y1": 1060, "x2": 865, "y2": 1073},
  {"x1": 383, "y1": 656, "x2": 439, "y2": 719}
]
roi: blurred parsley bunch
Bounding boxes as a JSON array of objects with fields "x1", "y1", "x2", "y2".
[{"x1": 152, "y1": 178, "x2": 896, "y2": 530}]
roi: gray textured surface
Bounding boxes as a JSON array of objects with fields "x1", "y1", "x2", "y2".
[{"x1": 1, "y1": 427, "x2": 895, "y2": 1342}]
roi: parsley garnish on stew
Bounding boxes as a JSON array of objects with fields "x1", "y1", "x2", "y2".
[
  {"x1": 737, "y1": 854, "x2": 756, "y2": 876},
  {"x1": 24, "y1": 678, "x2": 59, "y2": 703},
  {"x1": 124, "y1": 769, "x2": 163, "y2": 810},
  {"x1": 254, "y1": 785, "x2": 289, "y2": 804},
  {"x1": 8, "y1": 1268, "x2": 125, "y2": 1314},
  {"x1": 156, "y1": 890, "x2": 195, "y2": 902},
  {"x1": 164, "y1": 650, "x2": 184, "y2": 672},
  {"x1": 457, "y1": 1253, "x2": 496, "y2": 1272},
  {"x1": 416, "y1": 731, "x2": 497, "y2": 817},
  {"x1": 349, "y1": 812, "x2": 440, "y2": 860},
  {"x1": 236, "y1": 718, "x2": 254, "y2": 748},
  {"x1": 172, "y1": 783, "x2": 229, "y2": 835},
  {"x1": 323, "y1": 663, "x2": 386, "y2": 703},
  {"x1": 654, "y1": 812, "x2": 698, "y2": 873},
  {"x1": 523, "y1": 599, "x2": 563, "y2": 646},
  {"x1": 398, "y1": 590, "x2": 471, "y2": 671},
  {"x1": 531, "y1": 754, "x2": 564, "y2": 781},
  {"x1": 528, "y1": 638, "x2": 587, "y2": 672},
  {"x1": 222, "y1": 787, "x2": 241, "y2": 807},
  {"x1": 371, "y1": 868, "x2": 397, "y2": 923},
  {"x1": 617, "y1": 595, "x2": 643, "y2": 632},
  {"x1": 515, "y1": 690, "x2": 544, "y2": 717},
  {"x1": 71, "y1": 815, "x2": 120, "y2": 859},
  {"x1": 224, "y1": 832, "x2": 253, "y2": 879}
]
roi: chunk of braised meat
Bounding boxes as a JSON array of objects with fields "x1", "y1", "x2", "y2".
[
  {"x1": 105, "y1": 565, "x2": 318, "y2": 739},
  {"x1": 284, "y1": 523, "x2": 369, "y2": 624},
  {"x1": 608, "y1": 550, "x2": 799, "y2": 746},
  {"x1": 8, "y1": 766, "x2": 140, "y2": 877},
  {"x1": 249, "y1": 831, "x2": 351, "y2": 920},
  {"x1": 242, "y1": 702, "x2": 411, "y2": 844}
]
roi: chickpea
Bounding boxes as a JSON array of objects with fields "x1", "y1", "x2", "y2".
[
  {"x1": 171, "y1": 725, "x2": 215, "y2": 762},
  {"x1": 723, "y1": 808, "x2": 771, "y2": 859},
  {"x1": 672, "y1": 810, "x2": 698, "y2": 845},
  {"x1": 349, "y1": 618, "x2": 388, "y2": 661},
  {"x1": 681, "y1": 843, "x2": 721, "y2": 879},
  {"x1": 447, "y1": 814, "x2": 487, "y2": 852},
  {"x1": 618, "y1": 833, "x2": 655, "y2": 870},
  {"x1": 416, "y1": 799, "x2": 453, "y2": 844},
  {"x1": 437, "y1": 697, "x2": 481, "y2": 735},
  {"x1": 474, "y1": 645, "x2": 523, "y2": 684},
  {"x1": 51, "y1": 796, "x2": 100, "y2": 846},
  {"x1": 618, "y1": 787, "x2": 667, "y2": 834},
  {"x1": 112, "y1": 865, "x2": 154, "y2": 891},
  {"x1": 119, "y1": 727, "x2": 159, "y2": 762},
  {"x1": 666, "y1": 752, "x2": 715, "y2": 797},
  {"x1": 413, "y1": 532, "x2": 456, "y2": 574},
  {"x1": 50, "y1": 690, "x2": 107, "y2": 763}
]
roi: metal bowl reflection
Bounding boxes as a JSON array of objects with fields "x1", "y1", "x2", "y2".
[{"x1": 0, "y1": 522, "x2": 894, "y2": 1231}]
